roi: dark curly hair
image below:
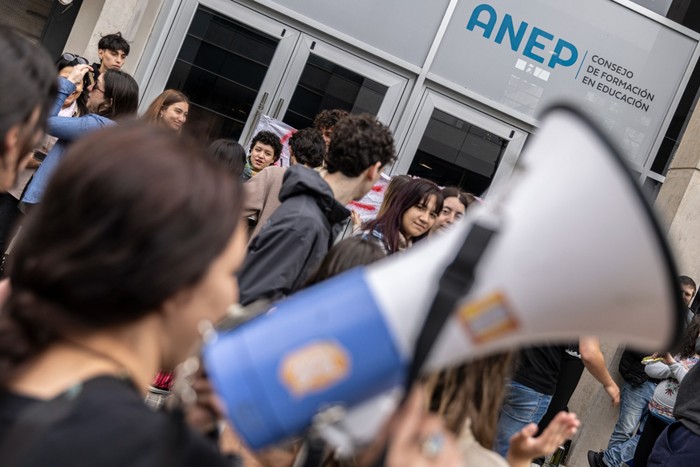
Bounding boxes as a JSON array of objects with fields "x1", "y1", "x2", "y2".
[
  {"x1": 289, "y1": 128, "x2": 326, "y2": 168},
  {"x1": 313, "y1": 109, "x2": 348, "y2": 131},
  {"x1": 250, "y1": 130, "x2": 283, "y2": 163},
  {"x1": 326, "y1": 114, "x2": 395, "y2": 177},
  {"x1": 98, "y1": 32, "x2": 130, "y2": 55}
]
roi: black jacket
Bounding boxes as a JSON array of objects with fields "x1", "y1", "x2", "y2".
[
  {"x1": 238, "y1": 165, "x2": 350, "y2": 306},
  {"x1": 618, "y1": 348, "x2": 650, "y2": 386}
]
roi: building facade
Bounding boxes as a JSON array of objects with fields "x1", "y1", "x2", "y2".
[{"x1": 6, "y1": 0, "x2": 700, "y2": 464}]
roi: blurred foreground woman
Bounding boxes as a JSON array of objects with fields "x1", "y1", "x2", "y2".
[
  {"x1": 0, "y1": 123, "x2": 246, "y2": 466},
  {"x1": 0, "y1": 123, "x2": 464, "y2": 467}
]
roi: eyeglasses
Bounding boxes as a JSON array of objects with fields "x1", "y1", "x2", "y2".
[
  {"x1": 93, "y1": 84, "x2": 105, "y2": 94},
  {"x1": 61, "y1": 53, "x2": 88, "y2": 65}
]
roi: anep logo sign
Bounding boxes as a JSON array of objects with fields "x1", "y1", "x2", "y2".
[{"x1": 467, "y1": 3, "x2": 579, "y2": 70}]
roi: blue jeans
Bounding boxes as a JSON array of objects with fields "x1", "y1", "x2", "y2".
[
  {"x1": 602, "y1": 380, "x2": 656, "y2": 466},
  {"x1": 494, "y1": 381, "x2": 552, "y2": 457}
]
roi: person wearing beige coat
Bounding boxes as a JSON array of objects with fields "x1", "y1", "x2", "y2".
[{"x1": 243, "y1": 128, "x2": 326, "y2": 242}]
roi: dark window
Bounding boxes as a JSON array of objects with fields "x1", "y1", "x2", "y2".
[
  {"x1": 408, "y1": 110, "x2": 508, "y2": 195},
  {"x1": 0, "y1": 0, "x2": 53, "y2": 42},
  {"x1": 283, "y1": 54, "x2": 388, "y2": 129},
  {"x1": 165, "y1": 6, "x2": 278, "y2": 142}
]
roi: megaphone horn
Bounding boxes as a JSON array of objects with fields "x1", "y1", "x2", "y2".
[{"x1": 203, "y1": 105, "x2": 686, "y2": 452}]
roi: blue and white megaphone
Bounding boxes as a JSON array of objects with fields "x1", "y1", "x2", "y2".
[{"x1": 203, "y1": 105, "x2": 686, "y2": 454}]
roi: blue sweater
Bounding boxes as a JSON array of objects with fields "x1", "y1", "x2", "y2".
[{"x1": 22, "y1": 78, "x2": 113, "y2": 204}]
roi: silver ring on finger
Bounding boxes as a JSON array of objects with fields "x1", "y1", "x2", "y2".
[{"x1": 421, "y1": 432, "x2": 445, "y2": 459}]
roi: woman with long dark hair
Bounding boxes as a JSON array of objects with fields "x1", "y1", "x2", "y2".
[
  {"x1": 0, "y1": 123, "x2": 466, "y2": 467},
  {"x1": 21, "y1": 65, "x2": 139, "y2": 206},
  {"x1": 0, "y1": 123, "x2": 246, "y2": 465},
  {"x1": 358, "y1": 177, "x2": 443, "y2": 254}
]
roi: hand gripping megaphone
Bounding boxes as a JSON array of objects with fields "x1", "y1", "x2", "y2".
[{"x1": 203, "y1": 105, "x2": 685, "y2": 453}]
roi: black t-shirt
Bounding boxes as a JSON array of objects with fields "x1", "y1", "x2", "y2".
[
  {"x1": 512, "y1": 345, "x2": 567, "y2": 395},
  {"x1": 0, "y1": 376, "x2": 232, "y2": 466}
]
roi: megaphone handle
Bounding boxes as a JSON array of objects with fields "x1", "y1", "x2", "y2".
[
  {"x1": 369, "y1": 224, "x2": 496, "y2": 467},
  {"x1": 405, "y1": 222, "x2": 498, "y2": 388}
]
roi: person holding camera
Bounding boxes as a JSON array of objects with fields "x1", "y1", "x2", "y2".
[{"x1": 20, "y1": 64, "x2": 138, "y2": 208}]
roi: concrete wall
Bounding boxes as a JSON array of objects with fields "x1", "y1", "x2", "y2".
[
  {"x1": 63, "y1": 0, "x2": 164, "y2": 77},
  {"x1": 656, "y1": 95, "x2": 700, "y2": 282},
  {"x1": 566, "y1": 342, "x2": 625, "y2": 466},
  {"x1": 63, "y1": 0, "x2": 105, "y2": 58},
  {"x1": 565, "y1": 91, "x2": 700, "y2": 467}
]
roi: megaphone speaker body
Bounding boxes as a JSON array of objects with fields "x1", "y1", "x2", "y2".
[
  {"x1": 204, "y1": 269, "x2": 408, "y2": 448},
  {"x1": 204, "y1": 106, "x2": 685, "y2": 451}
]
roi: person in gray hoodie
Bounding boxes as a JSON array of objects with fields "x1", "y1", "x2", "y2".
[{"x1": 238, "y1": 114, "x2": 395, "y2": 306}]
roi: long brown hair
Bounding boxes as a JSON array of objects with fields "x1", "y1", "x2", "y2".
[
  {"x1": 672, "y1": 314, "x2": 700, "y2": 359},
  {"x1": 143, "y1": 89, "x2": 189, "y2": 125},
  {"x1": 0, "y1": 122, "x2": 242, "y2": 379},
  {"x1": 97, "y1": 69, "x2": 139, "y2": 119},
  {"x1": 423, "y1": 352, "x2": 514, "y2": 447},
  {"x1": 362, "y1": 178, "x2": 443, "y2": 253}
]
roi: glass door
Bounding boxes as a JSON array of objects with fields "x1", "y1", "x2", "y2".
[
  {"x1": 394, "y1": 90, "x2": 527, "y2": 197},
  {"x1": 141, "y1": 0, "x2": 407, "y2": 147},
  {"x1": 139, "y1": 0, "x2": 300, "y2": 142},
  {"x1": 265, "y1": 35, "x2": 407, "y2": 132}
]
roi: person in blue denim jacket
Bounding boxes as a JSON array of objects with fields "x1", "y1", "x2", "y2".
[{"x1": 21, "y1": 65, "x2": 138, "y2": 207}]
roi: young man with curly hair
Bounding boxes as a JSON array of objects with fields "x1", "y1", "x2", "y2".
[
  {"x1": 242, "y1": 128, "x2": 326, "y2": 241},
  {"x1": 314, "y1": 108, "x2": 349, "y2": 151},
  {"x1": 238, "y1": 114, "x2": 395, "y2": 305},
  {"x1": 241, "y1": 130, "x2": 283, "y2": 181}
]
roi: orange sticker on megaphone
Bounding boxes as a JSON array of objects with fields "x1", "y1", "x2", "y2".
[
  {"x1": 280, "y1": 341, "x2": 351, "y2": 397},
  {"x1": 457, "y1": 292, "x2": 519, "y2": 344}
]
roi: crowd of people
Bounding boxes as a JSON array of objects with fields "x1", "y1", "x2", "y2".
[{"x1": 0, "y1": 25, "x2": 698, "y2": 467}]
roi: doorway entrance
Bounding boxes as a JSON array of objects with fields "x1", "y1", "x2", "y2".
[
  {"x1": 395, "y1": 90, "x2": 527, "y2": 196},
  {"x1": 142, "y1": 0, "x2": 407, "y2": 145}
]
